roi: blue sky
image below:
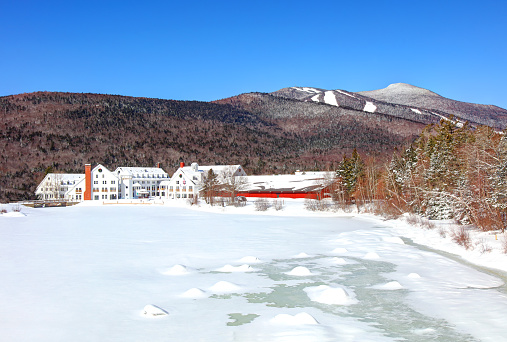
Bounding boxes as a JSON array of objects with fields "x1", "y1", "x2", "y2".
[{"x1": 1, "y1": 0, "x2": 506, "y2": 109}]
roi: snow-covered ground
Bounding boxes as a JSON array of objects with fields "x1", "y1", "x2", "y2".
[{"x1": 1, "y1": 199, "x2": 507, "y2": 342}]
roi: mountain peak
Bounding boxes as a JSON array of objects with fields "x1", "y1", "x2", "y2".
[{"x1": 360, "y1": 83, "x2": 442, "y2": 98}]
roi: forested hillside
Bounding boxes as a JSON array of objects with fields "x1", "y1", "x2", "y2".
[{"x1": 0, "y1": 92, "x2": 418, "y2": 201}]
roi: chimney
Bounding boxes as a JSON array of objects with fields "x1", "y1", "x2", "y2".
[
  {"x1": 180, "y1": 162, "x2": 185, "y2": 168},
  {"x1": 157, "y1": 162, "x2": 160, "y2": 169},
  {"x1": 84, "y1": 164, "x2": 92, "y2": 200}
]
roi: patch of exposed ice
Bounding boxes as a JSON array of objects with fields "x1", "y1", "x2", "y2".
[
  {"x1": 410, "y1": 108, "x2": 422, "y2": 114},
  {"x1": 304, "y1": 285, "x2": 357, "y2": 305},
  {"x1": 364, "y1": 252, "x2": 380, "y2": 259},
  {"x1": 142, "y1": 304, "x2": 168, "y2": 317},
  {"x1": 180, "y1": 288, "x2": 207, "y2": 299},
  {"x1": 216, "y1": 264, "x2": 254, "y2": 273},
  {"x1": 209, "y1": 281, "x2": 242, "y2": 293},
  {"x1": 161, "y1": 264, "x2": 191, "y2": 275},
  {"x1": 382, "y1": 236, "x2": 405, "y2": 244},
  {"x1": 238, "y1": 256, "x2": 262, "y2": 264},
  {"x1": 286, "y1": 266, "x2": 313, "y2": 276},
  {"x1": 270, "y1": 312, "x2": 319, "y2": 325},
  {"x1": 364, "y1": 101, "x2": 377, "y2": 113},
  {"x1": 311, "y1": 94, "x2": 320, "y2": 102}
]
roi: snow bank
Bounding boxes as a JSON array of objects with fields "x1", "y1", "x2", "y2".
[
  {"x1": 363, "y1": 252, "x2": 380, "y2": 259},
  {"x1": 238, "y1": 256, "x2": 262, "y2": 263},
  {"x1": 286, "y1": 266, "x2": 313, "y2": 276},
  {"x1": 1, "y1": 212, "x2": 26, "y2": 217},
  {"x1": 270, "y1": 312, "x2": 319, "y2": 325},
  {"x1": 293, "y1": 252, "x2": 311, "y2": 258},
  {"x1": 304, "y1": 285, "x2": 357, "y2": 305},
  {"x1": 209, "y1": 281, "x2": 242, "y2": 293},
  {"x1": 161, "y1": 264, "x2": 192, "y2": 275},
  {"x1": 180, "y1": 288, "x2": 207, "y2": 299},
  {"x1": 329, "y1": 257, "x2": 347, "y2": 265},
  {"x1": 331, "y1": 247, "x2": 348, "y2": 254},
  {"x1": 216, "y1": 264, "x2": 254, "y2": 272},
  {"x1": 142, "y1": 304, "x2": 168, "y2": 317},
  {"x1": 382, "y1": 236, "x2": 405, "y2": 244}
]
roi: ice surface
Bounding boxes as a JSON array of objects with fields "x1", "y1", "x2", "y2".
[{"x1": 2, "y1": 201, "x2": 507, "y2": 342}]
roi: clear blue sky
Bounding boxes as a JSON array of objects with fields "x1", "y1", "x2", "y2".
[{"x1": 1, "y1": 0, "x2": 506, "y2": 109}]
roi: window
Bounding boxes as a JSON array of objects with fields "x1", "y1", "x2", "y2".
[
  {"x1": 189, "y1": 186, "x2": 193, "y2": 191},
  {"x1": 93, "y1": 181, "x2": 98, "y2": 184},
  {"x1": 103, "y1": 180, "x2": 107, "y2": 184},
  {"x1": 111, "y1": 180, "x2": 115, "y2": 184},
  {"x1": 176, "y1": 181, "x2": 179, "y2": 185},
  {"x1": 95, "y1": 174, "x2": 98, "y2": 178},
  {"x1": 94, "y1": 195, "x2": 99, "y2": 200}
]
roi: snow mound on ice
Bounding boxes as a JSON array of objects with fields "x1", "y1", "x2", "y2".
[
  {"x1": 364, "y1": 252, "x2": 380, "y2": 259},
  {"x1": 374, "y1": 281, "x2": 403, "y2": 290},
  {"x1": 331, "y1": 247, "x2": 348, "y2": 254},
  {"x1": 408, "y1": 273, "x2": 421, "y2": 279},
  {"x1": 161, "y1": 264, "x2": 191, "y2": 275},
  {"x1": 209, "y1": 281, "x2": 242, "y2": 293},
  {"x1": 2, "y1": 212, "x2": 26, "y2": 217},
  {"x1": 216, "y1": 264, "x2": 254, "y2": 273},
  {"x1": 330, "y1": 257, "x2": 347, "y2": 265},
  {"x1": 238, "y1": 256, "x2": 262, "y2": 263},
  {"x1": 286, "y1": 266, "x2": 313, "y2": 276},
  {"x1": 304, "y1": 285, "x2": 357, "y2": 305},
  {"x1": 382, "y1": 236, "x2": 405, "y2": 244},
  {"x1": 293, "y1": 252, "x2": 310, "y2": 258},
  {"x1": 180, "y1": 288, "x2": 207, "y2": 299},
  {"x1": 142, "y1": 304, "x2": 168, "y2": 317},
  {"x1": 270, "y1": 312, "x2": 319, "y2": 325}
]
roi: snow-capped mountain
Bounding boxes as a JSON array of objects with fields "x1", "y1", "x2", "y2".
[{"x1": 271, "y1": 84, "x2": 507, "y2": 129}]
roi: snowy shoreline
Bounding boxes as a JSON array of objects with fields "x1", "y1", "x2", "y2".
[
  {"x1": 4, "y1": 198, "x2": 507, "y2": 275},
  {"x1": 2, "y1": 199, "x2": 507, "y2": 341}
]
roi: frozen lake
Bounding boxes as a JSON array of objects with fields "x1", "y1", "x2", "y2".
[{"x1": 1, "y1": 203, "x2": 507, "y2": 341}]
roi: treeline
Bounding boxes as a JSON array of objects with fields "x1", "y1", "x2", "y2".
[{"x1": 334, "y1": 118, "x2": 507, "y2": 232}]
